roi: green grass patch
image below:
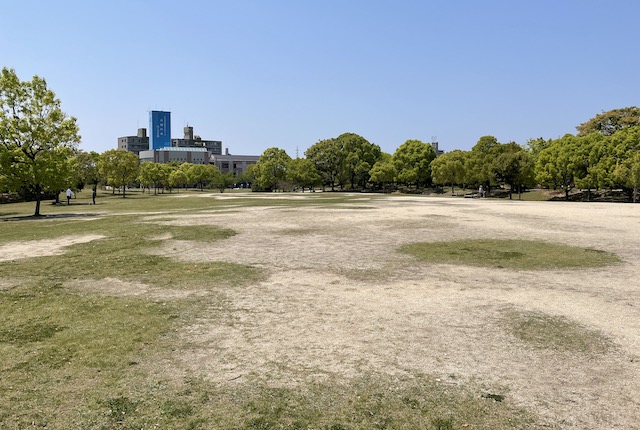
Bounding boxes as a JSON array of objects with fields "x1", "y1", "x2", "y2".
[
  {"x1": 503, "y1": 309, "x2": 613, "y2": 354},
  {"x1": 0, "y1": 368, "x2": 544, "y2": 429},
  {"x1": 399, "y1": 239, "x2": 621, "y2": 270},
  {"x1": 0, "y1": 282, "x2": 177, "y2": 426},
  {"x1": 0, "y1": 215, "x2": 261, "y2": 289}
]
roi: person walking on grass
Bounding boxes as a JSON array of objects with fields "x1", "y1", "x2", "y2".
[{"x1": 66, "y1": 187, "x2": 73, "y2": 205}]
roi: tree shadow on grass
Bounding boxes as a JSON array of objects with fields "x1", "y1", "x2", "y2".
[{"x1": 0, "y1": 213, "x2": 102, "y2": 222}]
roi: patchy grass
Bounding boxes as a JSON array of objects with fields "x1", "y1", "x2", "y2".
[
  {"x1": 399, "y1": 239, "x2": 621, "y2": 270},
  {"x1": 503, "y1": 309, "x2": 613, "y2": 354},
  {"x1": 0, "y1": 215, "x2": 261, "y2": 289},
  {"x1": 0, "y1": 282, "x2": 177, "y2": 427}
]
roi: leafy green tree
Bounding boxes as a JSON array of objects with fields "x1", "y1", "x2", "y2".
[
  {"x1": 467, "y1": 135, "x2": 501, "y2": 194},
  {"x1": 431, "y1": 149, "x2": 468, "y2": 193},
  {"x1": 570, "y1": 133, "x2": 608, "y2": 201},
  {"x1": 393, "y1": 139, "x2": 436, "y2": 188},
  {"x1": 98, "y1": 149, "x2": 140, "y2": 198},
  {"x1": 305, "y1": 138, "x2": 343, "y2": 191},
  {"x1": 187, "y1": 164, "x2": 220, "y2": 190},
  {"x1": 169, "y1": 167, "x2": 189, "y2": 192},
  {"x1": 139, "y1": 162, "x2": 173, "y2": 194},
  {"x1": 0, "y1": 67, "x2": 80, "y2": 215},
  {"x1": 338, "y1": 133, "x2": 381, "y2": 189},
  {"x1": 535, "y1": 134, "x2": 582, "y2": 200},
  {"x1": 614, "y1": 150, "x2": 640, "y2": 202},
  {"x1": 72, "y1": 150, "x2": 100, "y2": 194},
  {"x1": 287, "y1": 158, "x2": 321, "y2": 192},
  {"x1": 525, "y1": 137, "x2": 551, "y2": 165},
  {"x1": 368, "y1": 158, "x2": 397, "y2": 192},
  {"x1": 213, "y1": 172, "x2": 235, "y2": 193},
  {"x1": 493, "y1": 143, "x2": 534, "y2": 199},
  {"x1": 576, "y1": 106, "x2": 640, "y2": 136},
  {"x1": 252, "y1": 147, "x2": 291, "y2": 191},
  {"x1": 608, "y1": 126, "x2": 640, "y2": 201}
]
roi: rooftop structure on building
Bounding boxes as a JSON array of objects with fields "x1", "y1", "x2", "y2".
[
  {"x1": 172, "y1": 126, "x2": 222, "y2": 155},
  {"x1": 431, "y1": 139, "x2": 444, "y2": 156}
]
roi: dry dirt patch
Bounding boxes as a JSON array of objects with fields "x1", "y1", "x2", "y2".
[
  {"x1": 0, "y1": 234, "x2": 105, "y2": 262},
  {"x1": 152, "y1": 194, "x2": 640, "y2": 429},
  {"x1": 70, "y1": 277, "x2": 207, "y2": 300}
]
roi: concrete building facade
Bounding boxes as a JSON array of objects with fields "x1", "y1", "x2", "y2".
[
  {"x1": 139, "y1": 147, "x2": 209, "y2": 164},
  {"x1": 211, "y1": 150, "x2": 259, "y2": 176},
  {"x1": 117, "y1": 128, "x2": 149, "y2": 155}
]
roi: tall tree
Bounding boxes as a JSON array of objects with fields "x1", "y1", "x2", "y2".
[
  {"x1": 468, "y1": 136, "x2": 501, "y2": 194},
  {"x1": 287, "y1": 158, "x2": 321, "y2": 192},
  {"x1": 535, "y1": 134, "x2": 581, "y2": 201},
  {"x1": 431, "y1": 149, "x2": 468, "y2": 193},
  {"x1": 213, "y1": 172, "x2": 235, "y2": 193},
  {"x1": 338, "y1": 133, "x2": 381, "y2": 189},
  {"x1": 72, "y1": 150, "x2": 101, "y2": 194},
  {"x1": 368, "y1": 158, "x2": 397, "y2": 192},
  {"x1": 252, "y1": 147, "x2": 291, "y2": 191},
  {"x1": 576, "y1": 107, "x2": 640, "y2": 136},
  {"x1": 493, "y1": 143, "x2": 534, "y2": 199},
  {"x1": 98, "y1": 149, "x2": 140, "y2": 198},
  {"x1": 168, "y1": 167, "x2": 189, "y2": 192},
  {"x1": 139, "y1": 162, "x2": 166, "y2": 194},
  {"x1": 187, "y1": 164, "x2": 220, "y2": 190},
  {"x1": 0, "y1": 67, "x2": 80, "y2": 216},
  {"x1": 609, "y1": 126, "x2": 640, "y2": 201},
  {"x1": 305, "y1": 138, "x2": 343, "y2": 191},
  {"x1": 393, "y1": 139, "x2": 436, "y2": 188}
]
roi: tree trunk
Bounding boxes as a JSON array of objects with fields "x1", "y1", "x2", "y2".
[{"x1": 34, "y1": 185, "x2": 42, "y2": 216}]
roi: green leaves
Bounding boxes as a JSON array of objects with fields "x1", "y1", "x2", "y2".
[{"x1": 0, "y1": 67, "x2": 80, "y2": 215}]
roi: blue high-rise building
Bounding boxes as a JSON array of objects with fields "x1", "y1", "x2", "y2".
[{"x1": 150, "y1": 110, "x2": 171, "y2": 149}]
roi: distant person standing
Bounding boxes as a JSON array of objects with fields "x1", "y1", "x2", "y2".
[
  {"x1": 478, "y1": 185, "x2": 484, "y2": 198},
  {"x1": 92, "y1": 187, "x2": 97, "y2": 205},
  {"x1": 66, "y1": 187, "x2": 73, "y2": 205}
]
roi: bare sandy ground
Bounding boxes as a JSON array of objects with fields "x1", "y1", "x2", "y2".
[
  {"x1": 4, "y1": 195, "x2": 639, "y2": 428},
  {"x1": 0, "y1": 234, "x2": 105, "y2": 262},
  {"x1": 146, "y1": 195, "x2": 639, "y2": 429}
]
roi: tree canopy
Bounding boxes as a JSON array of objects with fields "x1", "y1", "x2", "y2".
[
  {"x1": 252, "y1": 147, "x2": 292, "y2": 191},
  {"x1": 98, "y1": 149, "x2": 140, "y2": 197},
  {"x1": 576, "y1": 107, "x2": 640, "y2": 136},
  {"x1": 393, "y1": 139, "x2": 436, "y2": 188},
  {"x1": 0, "y1": 67, "x2": 80, "y2": 215}
]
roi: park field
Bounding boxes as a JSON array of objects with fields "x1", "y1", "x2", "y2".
[{"x1": 0, "y1": 190, "x2": 638, "y2": 429}]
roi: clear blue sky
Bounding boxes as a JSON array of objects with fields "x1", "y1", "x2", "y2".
[{"x1": 2, "y1": 0, "x2": 639, "y2": 156}]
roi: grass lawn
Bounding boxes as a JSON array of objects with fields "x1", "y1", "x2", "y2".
[{"x1": 399, "y1": 239, "x2": 621, "y2": 270}]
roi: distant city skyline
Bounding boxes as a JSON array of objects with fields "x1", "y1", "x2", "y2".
[{"x1": 2, "y1": 0, "x2": 639, "y2": 156}]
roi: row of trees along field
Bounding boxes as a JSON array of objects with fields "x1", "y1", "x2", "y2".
[
  {"x1": 3, "y1": 66, "x2": 640, "y2": 217},
  {"x1": 251, "y1": 107, "x2": 640, "y2": 202}
]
